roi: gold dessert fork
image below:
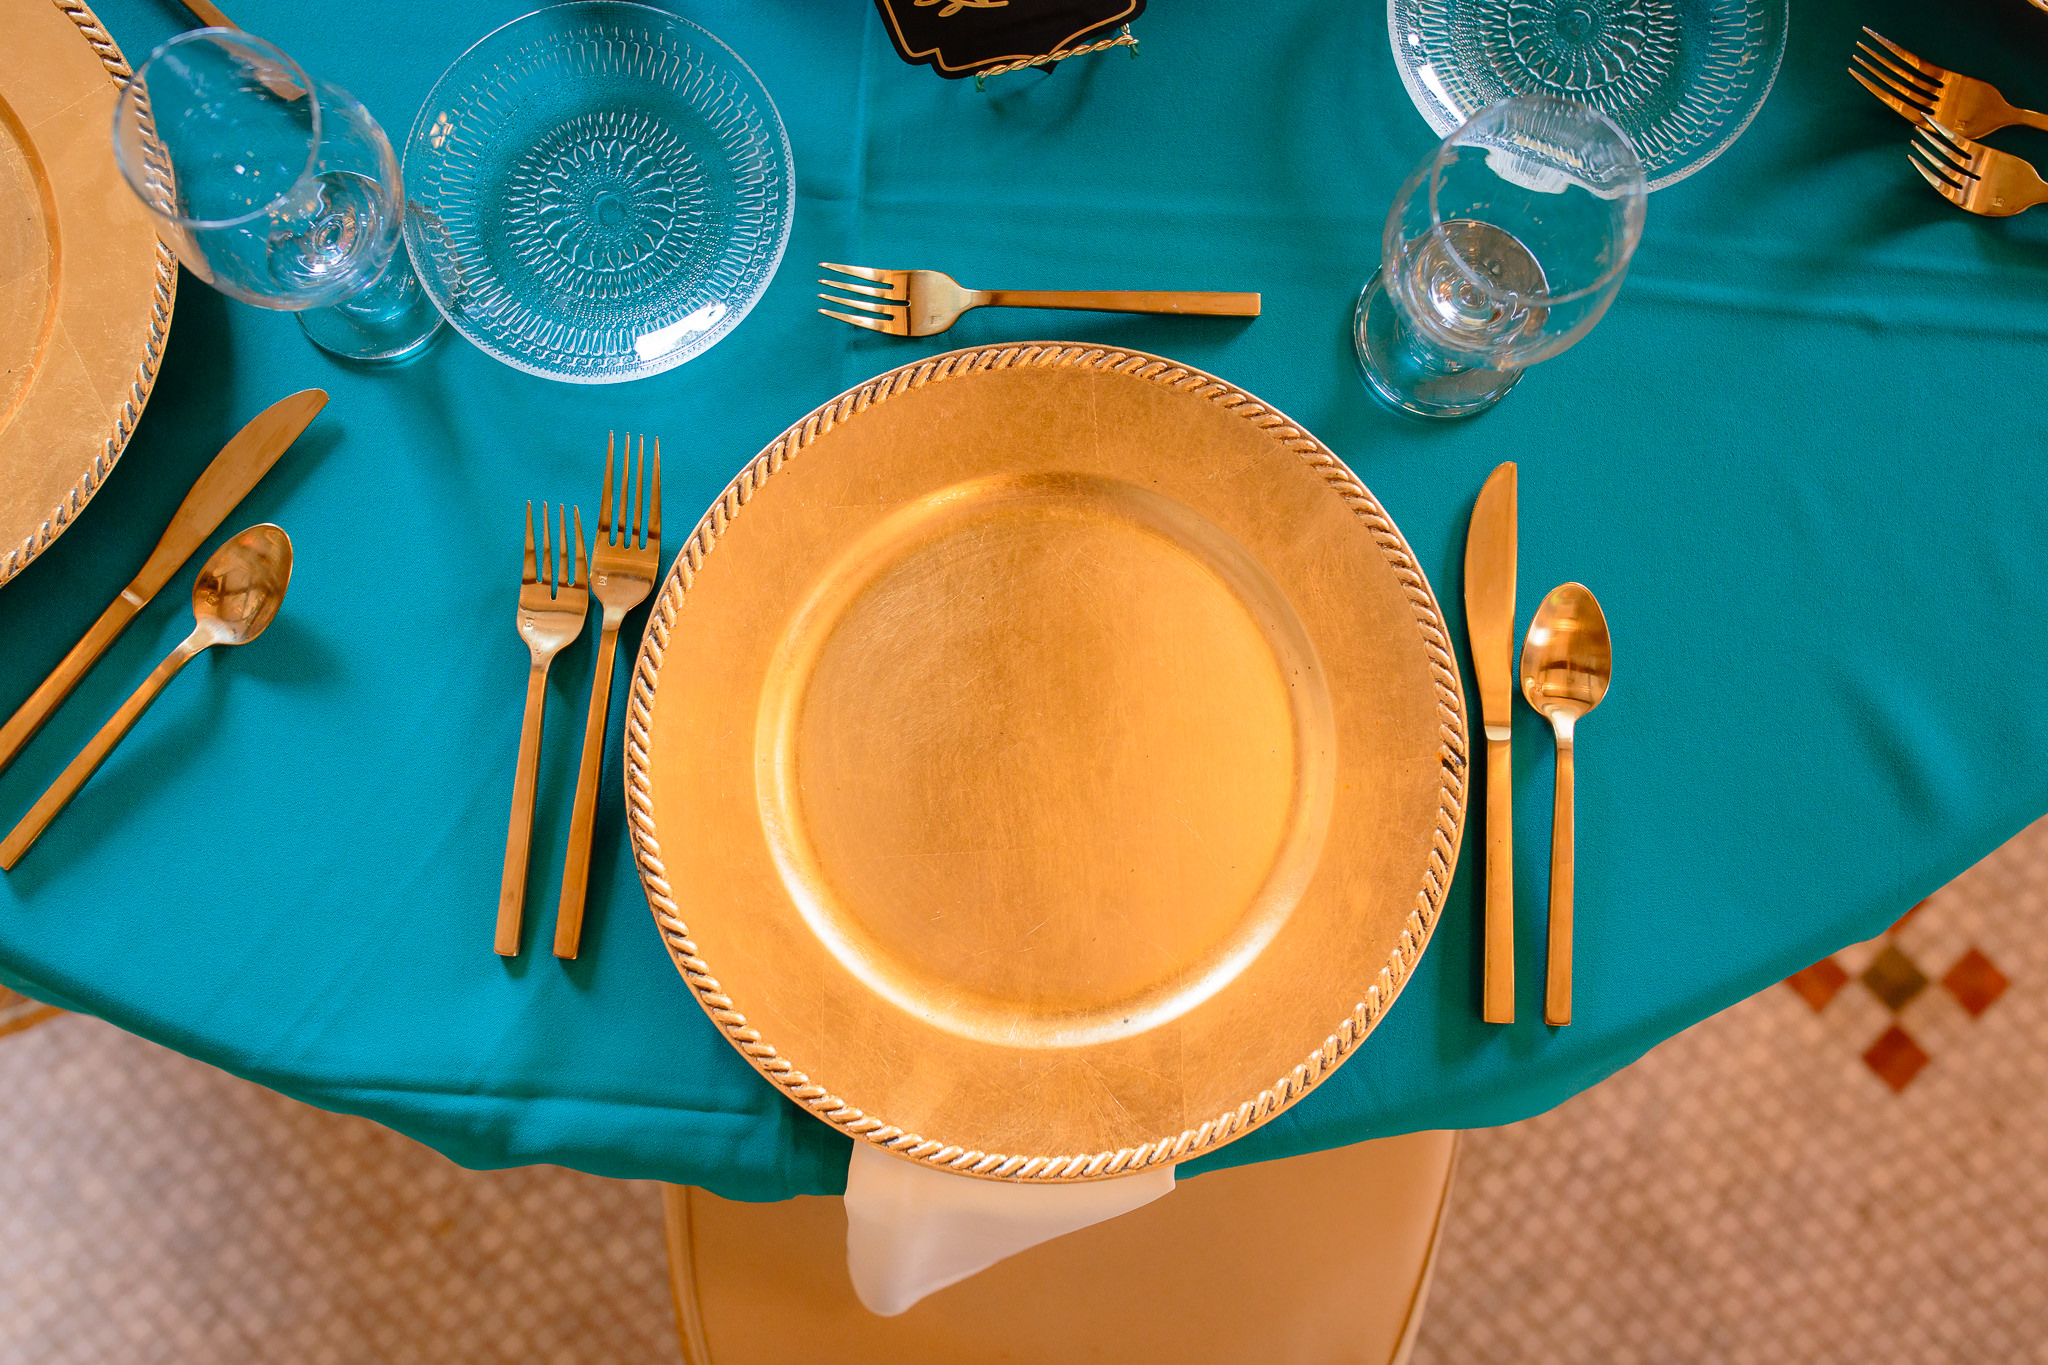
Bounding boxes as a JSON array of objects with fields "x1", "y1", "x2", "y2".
[
  {"x1": 554, "y1": 434, "x2": 660, "y2": 960},
  {"x1": 1908, "y1": 120, "x2": 2048, "y2": 216},
  {"x1": 818, "y1": 262, "x2": 1260, "y2": 337},
  {"x1": 1850, "y1": 29, "x2": 2048, "y2": 138},
  {"x1": 497, "y1": 502, "x2": 588, "y2": 957}
]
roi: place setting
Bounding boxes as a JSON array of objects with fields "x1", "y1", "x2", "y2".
[{"x1": 9, "y1": 0, "x2": 2016, "y2": 1356}]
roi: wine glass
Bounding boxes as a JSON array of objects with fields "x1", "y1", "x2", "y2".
[
  {"x1": 1354, "y1": 95, "x2": 1647, "y2": 420},
  {"x1": 111, "y1": 29, "x2": 441, "y2": 362}
]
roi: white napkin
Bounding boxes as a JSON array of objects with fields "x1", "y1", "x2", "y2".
[{"x1": 843, "y1": 1143, "x2": 1177, "y2": 1315}]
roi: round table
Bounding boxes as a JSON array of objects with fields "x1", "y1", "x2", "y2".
[{"x1": 4, "y1": 0, "x2": 2045, "y2": 1199}]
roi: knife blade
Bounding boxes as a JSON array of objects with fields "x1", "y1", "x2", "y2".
[
  {"x1": 1465, "y1": 461, "x2": 1517, "y2": 1024},
  {"x1": 0, "y1": 389, "x2": 327, "y2": 777}
]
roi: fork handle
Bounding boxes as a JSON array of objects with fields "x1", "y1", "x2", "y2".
[
  {"x1": 555, "y1": 619, "x2": 621, "y2": 959},
  {"x1": 981, "y1": 290, "x2": 1261, "y2": 318},
  {"x1": 496, "y1": 661, "x2": 551, "y2": 956}
]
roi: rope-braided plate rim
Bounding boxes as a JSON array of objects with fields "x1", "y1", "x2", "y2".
[
  {"x1": 1, "y1": 0, "x2": 178, "y2": 587},
  {"x1": 623, "y1": 343, "x2": 1469, "y2": 1181}
]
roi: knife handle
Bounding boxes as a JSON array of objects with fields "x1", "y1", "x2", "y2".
[
  {"x1": 1482, "y1": 732, "x2": 1515, "y2": 1024},
  {"x1": 0, "y1": 590, "x2": 145, "y2": 778}
]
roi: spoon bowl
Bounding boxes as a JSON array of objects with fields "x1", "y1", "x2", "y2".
[
  {"x1": 1520, "y1": 583, "x2": 1611, "y2": 737},
  {"x1": 193, "y1": 523, "x2": 293, "y2": 647},
  {"x1": 1518, "y1": 581, "x2": 1612, "y2": 1027}
]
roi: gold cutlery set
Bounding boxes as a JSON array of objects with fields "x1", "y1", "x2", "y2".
[
  {"x1": 0, "y1": 390, "x2": 324, "y2": 870},
  {"x1": 1853, "y1": 28, "x2": 2048, "y2": 216},
  {"x1": 496, "y1": 433, "x2": 661, "y2": 961},
  {"x1": 1464, "y1": 462, "x2": 1613, "y2": 1026}
]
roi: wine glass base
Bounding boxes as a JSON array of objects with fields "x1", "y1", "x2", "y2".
[
  {"x1": 295, "y1": 247, "x2": 445, "y2": 363},
  {"x1": 1353, "y1": 271, "x2": 1522, "y2": 420},
  {"x1": 297, "y1": 298, "x2": 443, "y2": 363}
]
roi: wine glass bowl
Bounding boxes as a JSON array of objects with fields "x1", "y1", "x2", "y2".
[
  {"x1": 111, "y1": 28, "x2": 441, "y2": 361},
  {"x1": 1356, "y1": 95, "x2": 1646, "y2": 420}
]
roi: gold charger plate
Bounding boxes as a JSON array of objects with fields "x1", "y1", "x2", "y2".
[
  {"x1": 0, "y1": 0, "x2": 175, "y2": 587},
  {"x1": 627, "y1": 345, "x2": 1467, "y2": 1181}
]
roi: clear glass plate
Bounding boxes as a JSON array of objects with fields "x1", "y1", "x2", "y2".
[
  {"x1": 1388, "y1": 0, "x2": 1788, "y2": 191},
  {"x1": 401, "y1": 2, "x2": 793, "y2": 383}
]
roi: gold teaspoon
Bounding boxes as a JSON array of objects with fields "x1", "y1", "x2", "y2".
[
  {"x1": 0, "y1": 525, "x2": 292, "y2": 869},
  {"x1": 1518, "y1": 582, "x2": 1612, "y2": 1026}
]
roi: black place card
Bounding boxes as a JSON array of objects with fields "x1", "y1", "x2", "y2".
[{"x1": 874, "y1": 0, "x2": 1144, "y2": 79}]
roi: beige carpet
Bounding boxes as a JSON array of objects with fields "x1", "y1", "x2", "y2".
[{"x1": 2, "y1": 819, "x2": 2041, "y2": 1363}]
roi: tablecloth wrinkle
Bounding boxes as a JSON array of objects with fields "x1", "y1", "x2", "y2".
[{"x1": 3, "y1": 0, "x2": 2047, "y2": 1202}]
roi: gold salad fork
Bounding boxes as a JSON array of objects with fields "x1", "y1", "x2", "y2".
[
  {"x1": 498, "y1": 503, "x2": 587, "y2": 957},
  {"x1": 555, "y1": 434, "x2": 660, "y2": 960},
  {"x1": 1909, "y1": 120, "x2": 2048, "y2": 217},
  {"x1": 818, "y1": 262, "x2": 1260, "y2": 337},
  {"x1": 1850, "y1": 29, "x2": 2048, "y2": 138}
]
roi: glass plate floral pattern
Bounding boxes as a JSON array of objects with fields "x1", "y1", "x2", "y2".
[{"x1": 402, "y1": 2, "x2": 792, "y2": 382}]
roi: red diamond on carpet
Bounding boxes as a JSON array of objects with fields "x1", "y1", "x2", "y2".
[
  {"x1": 1785, "y1": 957, "x2": 1849, "y2": 1012},
  {"x1": 1942, "y1": 947, "x2": 2009, "y2": 1019},
  {"x1": 1863, "y1": 1025, "x2": 1930, "y2": 1093}
]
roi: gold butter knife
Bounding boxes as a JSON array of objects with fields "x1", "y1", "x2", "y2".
[
  {"x1": 1465, "y1": 462, "x2": 1517, "y2": 1024},
  {"x1": 0, "y1": 389, "x2": 326, "y2": 776}
]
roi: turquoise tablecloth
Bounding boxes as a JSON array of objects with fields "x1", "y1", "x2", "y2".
[{"x1": 6, "y1": 0, "x2": 2048, "y2": 1200}]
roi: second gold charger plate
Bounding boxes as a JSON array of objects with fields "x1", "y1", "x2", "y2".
[
  {"x1": 0, "y1": 0, "x2": 175, "y2": 587},
  {"x1": 628, "y1": 345, "x2": 1467, "y2": 1181}
]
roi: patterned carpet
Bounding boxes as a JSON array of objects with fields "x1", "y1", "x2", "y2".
[
  {"x1": 1412, "y1": 817, "x2": 2046, "y2": 1365},
  {"x1": 1, "y1": 819, "x2": 2041, "y2": 1363}
]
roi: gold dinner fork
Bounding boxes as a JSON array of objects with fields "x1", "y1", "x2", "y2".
[
  {"x1": 498, "y1": 502, "x2": 587, "y2": 957},
  {"x1": 817, "y1": 262, "x2": 1260, "y2": 337},
  {"x1": 1909, "y1": 120, "x2": 2048, "y2": 217},
  {"x1": 1850, "y1": 28, "x2": 2048, "y2": 138},
  {"x1": 555, "y1": 433, "x2": 660, "y2": 960}
]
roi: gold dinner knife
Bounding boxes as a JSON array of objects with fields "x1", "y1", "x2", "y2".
[
  {"x1": 1465, "y1": 462, "x2": 1517, "y2": 1024},
  {"x1": 0, "y1": 389, "x2": 327, "y2": 777}
]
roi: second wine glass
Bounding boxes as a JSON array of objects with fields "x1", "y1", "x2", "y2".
[
  {"x1": 1355, "y1": 96, "x2": 1647, "y2": 420},
  {"x1": 111, "y1": 28, "x2": 441, "y2": 362}
]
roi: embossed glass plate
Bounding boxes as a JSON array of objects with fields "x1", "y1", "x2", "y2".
[
  {"x1": 401, "y1": 2, "x2": 792, "y2": 383},
  {"x1": 1389, "y1": 0, "x2": 1787, "y2": 191}
]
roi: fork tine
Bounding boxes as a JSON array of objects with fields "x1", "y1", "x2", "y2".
[
  {"x1": 820, "y1": 260, "x2": 892, "y2": 284},
  {"x1": 1853, "y1": 41, "x2": 1940, "y2": 99},
  {"x1": 1916, "y1": 123, "x2": 1973, "y2": 172},
  {"x1": 600, "y1": 432, "x2": 615, "y2": 545},
  {"x1": 649, "y1": 439, "x2": 661, "y2": 547},
  {"x1": 1850, "y1": 53, "x2": 1935, "y2": 112},
  {"x1": 523, "y1": 500, "x2": 538, "y2": 585},
  {"x1": 543, "y1": 500, "x2": 556, "y2": 596},
  {"x1": 633, "y1": 433, "x2": 646, "y2": 551},
  {"x1": 1850, "y1": 67, "x2": 1929, "y2": 125},
  {"x1": 1908, "y1": 140, "x2": 1968, "y2": 190},
  {"x1": 817, "y1": 292, "x2": 903, "y2": 318},
  {"x1": 1908, "y1": 151, "x2": 1966, "y2": 202},
  {"x1": 572, "y1": 506, "x2": 587, "y2": 586},
  {"x1": 1863, "y1": 28, "x2": 1944, "y2": 83},
  {"x1": 816, "y1": 277, "x2": 895, "y2": 299},
  {"x1": 819, "y1": 307, "x2": 898, "y2": 334},
  {"x1": 557, "y1": 505, "x2": 571, "y2": 596}
]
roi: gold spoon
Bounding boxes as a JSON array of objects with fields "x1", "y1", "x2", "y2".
[
  {"x1": 0, "y1": 525, "x2": 292, "y2": 869},
  {"x1": 1518, "y1": 582, "x2": 1612, "y2": 1026}
]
